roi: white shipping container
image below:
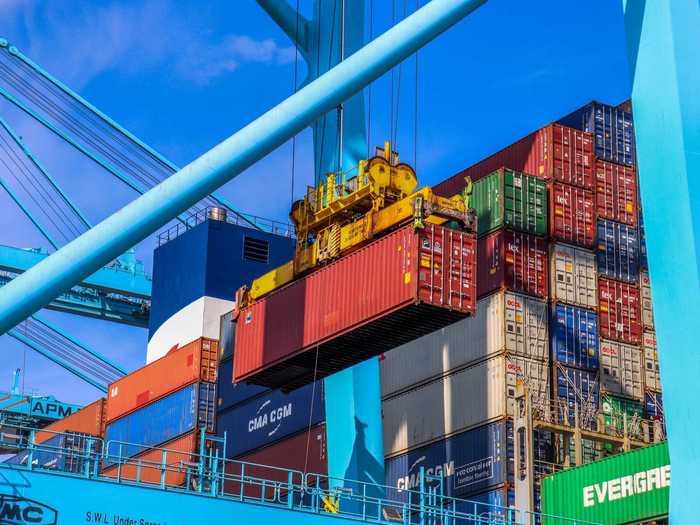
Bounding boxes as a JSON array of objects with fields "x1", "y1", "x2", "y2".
[
  {"x1": 382, "y1": 354, "x2": 549, "y2": 457},
  {"x1": 600, "y1": 338, "x2": 643, "y2": 400},
  {"x1": 381, "y1": 291, "x2": 548, "y2": 398},
  {"x1": 643, "y1": 331, "x2": 661, "y2": 392},
  {"x1": 640, "y1": 271, "x2": 655, "y2": 330},
  {"x1": 549, "y1": 243, "x2": 597, "y2": 309}
]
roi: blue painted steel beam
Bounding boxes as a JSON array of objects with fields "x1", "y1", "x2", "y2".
[
  {"x1": 622, "y1": 1, "x2": 700, "y2": 523},
  {"x1": 0, "y1": 39, "x2": 260, "y2": 231},
  {"x1": 257, "y1": 0, "x2": 367, "y2": 180},
  {"x1": 0, "y1": 245, "x2": 150, "y2": 327},
  {"x1": 0, "y1": 245, "x2": 151, "y2": 298},
  {"x1": 7, "y1": 315, "x2": 126, "y2": 393},
  {"x1": 0, "y1": 0, "x2": 487, "y2": 334},
  {"x1": 0, "y1": 273, "x2": 149, "y2": 327}
]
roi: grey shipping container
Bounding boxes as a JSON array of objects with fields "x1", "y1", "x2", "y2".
[
  {"x1": 640, "y1": 270, "x2": 655, "y2": 330},
  {"x1": 382, "y1": 354, "x2": 549, "y2": 456},
  {"x1": 643, "y1": 331, "x2": 662, "y2": 392},
  {"x1": 104, "y1": 382, "x2": 216, "y2": 460},
  {"x1": 217, "y1": 381, "x2": 325, "y2": 458},
  {"x1": 599, "y1": 338, "x2": 643, "y2": 400},
  {"x1": 549, "y1": 243, "x2": 597, "y2": 309},
  {"x1": 381, "y1": 291, "x2": 548, "y2": 398}
]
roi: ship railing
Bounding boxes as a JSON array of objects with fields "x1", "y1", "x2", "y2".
[
  {"x1": 301, "y1": 471, "x2": 602, "y2": 525},
  {"x1": 156, "y1": 206, "x2": 295, "y2": 246},
  {"x1": 1, "y1": 426, "x2": 603, "y2": 525},
  {"x1": 534, "y1": 397, "x2": 666, "y2": 443}
]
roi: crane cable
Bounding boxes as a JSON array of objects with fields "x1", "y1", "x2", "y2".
[
  {"x1": 414, "y1": 0, "x2": 420, "y2": 171},
  {"x1": 290, "y1": 0, "x2": 301, "y2": 209},
  {"x1": 366, "y1": 0, "x2": 374, "y2": 160},
  {"x1": 314, "y1": 0, "x2": 338, "y2": 183}
]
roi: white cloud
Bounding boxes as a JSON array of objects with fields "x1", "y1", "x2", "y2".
[
  {"x1": 8, "y1": 1, "x2": 295, "y2": 89},
  {"x1": 178, "y1": 34, "x2": 296, "y2": 85}
]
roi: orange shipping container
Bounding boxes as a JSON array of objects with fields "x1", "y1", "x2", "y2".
[
  {"x1": 101, "y1": 431, "x2": 202, "y2": 487},
  {"x1": 36, "y1": 398, "x2": 106, "y2": 444},
  {"x1": 107, "y1": 337, "x2": 218, "y2": 423}
]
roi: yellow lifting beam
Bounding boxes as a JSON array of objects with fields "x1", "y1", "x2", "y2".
[{"x1": 239, "y1": 142, "x2": 475, "y2": 306}]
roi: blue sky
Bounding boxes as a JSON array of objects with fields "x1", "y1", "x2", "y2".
[{"x1": 0, "y1": 1, "x2": 631, "y2": 405}]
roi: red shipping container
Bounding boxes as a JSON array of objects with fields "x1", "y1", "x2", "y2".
[
  {"x1": 234, "y1": 223, "x2": 476, "y2": 390},
  {"x1": 106, "y1": 337, "x2": 218, "y2": 422},
  {"x1": 36, "y1": 398, "x2": 106, "y2": 444},
  {"x1": 477, "y1": 230, "x2": 548, "y2": 299},
  {"x1": 598, "y1": 277, "x2": 642, "y2": 344},
  {"x1": 549, "y1": 182, "x2": 596, "y2": 247},
  {"x1": 435, "y1": 124, "x2": 594, "y2": 196},
  {"x1": 102, "y1": 431, "x2": 203, "y2": 487},
  {"x1": 223, "y1": 424, "x2": 327, "y2": 498},
  {"x1": 595, "y1": 160, "x2": 637, "y2": 226}
]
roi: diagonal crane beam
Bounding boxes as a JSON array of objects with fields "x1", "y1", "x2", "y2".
[{"x1": 0, "y1": 0, "x2": 487, "y2": 334}]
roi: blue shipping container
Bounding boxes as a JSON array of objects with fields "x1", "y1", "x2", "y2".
[
  {"x1": 105, "y1": 382, "x2": 216, "y2": 459},
  {"x1": 639, "y1": 207, "x2": 648, "y2": 269},
  {"x1": 218, "y1": 381, "x2": 325, "y2": 458},
  {"x1": 645, "y1": 391, "x2": 664, "y2": 421},
  {"x1": 550, "y1": 304, "x2": 599, "y2": 371},
  {"x1": 559, "y1": 101, "x2": 635, "y2": 166},
  {"x1": 555, "y1": 366, "x2": 600, "y2": 428},
  {"x1": 219, "y1": 311, "x2": 234, "y2": 360},
  {"x1": 596, "y1": 219, "x2": 640, "y2": 283},
  {"x1": 385, "y1": 422, "x2": 508, "y2": 502},
  {"x1": 217, "y1": 357, "x2": 268, "y2": 413},
  {"x1": 4, "y1": 433, "x2": 98, "y2": 473},
  {"x1": 452, "y1": 487, "x2": 514, "y2": 520}
]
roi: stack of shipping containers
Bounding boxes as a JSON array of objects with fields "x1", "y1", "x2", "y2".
[
  {"x1": 5, "y1": 399, "x2": 106, "y2": 473},
  {"x1": 382, "y1": 100, "x2": 665, "y2": 514},
  {"x1": 216, "y1": 311, "x2": 327, "y2": 493},
  {"x1": 101, "y1": 337, "x2": 218, "y2": 485},
  {"x1": 381, "y1": 166, "x2": 552, "y2": 510},
  {"x1": 560, "y1": 102, "x2": 650, "y2": 446}
]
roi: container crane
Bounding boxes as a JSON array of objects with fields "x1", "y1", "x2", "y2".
[{"x1": 0, "y1": 0, "x2": 696, "y2": 522}]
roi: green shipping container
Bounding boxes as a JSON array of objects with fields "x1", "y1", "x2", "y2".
[
  {"x1": 542, "y1": 442, "x2": 669, "y2": 525},
  {"x1": 602, "y1": 395, "x2": 644, "y2": 435},
  {"x1": 471, "y1": 168, "x2": 547, "y2": 237}
]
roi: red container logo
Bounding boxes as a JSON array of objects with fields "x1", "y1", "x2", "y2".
[
  {"x1": 478, "y1": 230, "x2": 548, "y2": 299},
  {"x1": 595, "y1": 161, "x2": 637, "y2": 226},
  {"x1": 598, "y1": 277, "x2": 642, "y2": 344},
  {"x1": 549, "y1": 182, "x2": 596, "y2": 247}
]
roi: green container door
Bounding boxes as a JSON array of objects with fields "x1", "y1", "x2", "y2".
[
  {"x1": 602, "y1": 395, "x2": 644, "y2": 435},
  {"x1": 472, "y1": 168, "x2": 547, "y2": 237},
  {"x1": 542, "y1": 442, "x2": 669, "y2": 525}
]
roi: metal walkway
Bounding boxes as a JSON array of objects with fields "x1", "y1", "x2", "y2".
[{"x1": 0, "y1": 427, "x2": 595, "y2": 525}]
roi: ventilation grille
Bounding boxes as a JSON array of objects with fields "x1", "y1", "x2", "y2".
[{"x1": 243, "y1": 236, "x2": 269, "y2": 263}]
